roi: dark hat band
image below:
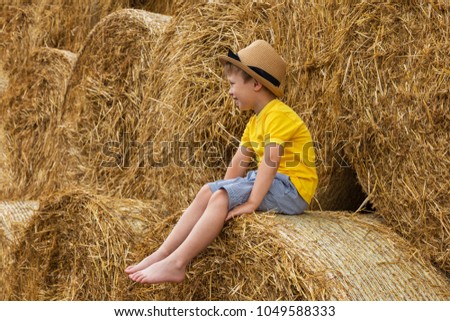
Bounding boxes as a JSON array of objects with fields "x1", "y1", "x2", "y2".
[{"x1": 227, "y1": 50, "x2": 281, "y2": 87}]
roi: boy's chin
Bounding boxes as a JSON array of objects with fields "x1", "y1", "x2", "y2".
[{"x1": 238, "y1": 104, "x2": 252, "y2": 111}]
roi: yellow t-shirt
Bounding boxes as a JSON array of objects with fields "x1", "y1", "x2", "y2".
[{"x1": 240, "y1": 99, "x2": 318, "y2": 204}]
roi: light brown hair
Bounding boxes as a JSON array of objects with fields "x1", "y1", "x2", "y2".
[{"x1": 223, "y1": 62, "x2": 252, "y2": 82}]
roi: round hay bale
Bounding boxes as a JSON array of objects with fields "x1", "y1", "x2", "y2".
[
  {"x1": 131, "y1": 0, "x2": 205, "y2": 15},
  {"x1": 129, "y1": 211, "x2": 450, "y2": 300},
  {"x1": 59, "y1": 9, "x2": 170, "y2": 198},
  {"x1": 0, "y1": 5, "x2": 35, "y2": 76},
  {"x1": 3, "y1": 190, "x2": 165, "y2": 300},
  {"x1": 335, "y1": 2, "x2": 450, "y2": 272},
  {"x1": 1, "y1": 47, "x2": 76, "y2": 199},
  {"x1": 27, "y1": 0, "x2": 134, "y2": 53}
]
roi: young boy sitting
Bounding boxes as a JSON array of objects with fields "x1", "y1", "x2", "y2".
[{"x1": 126, "y1": 40, "x2": 318, "y2": 284}]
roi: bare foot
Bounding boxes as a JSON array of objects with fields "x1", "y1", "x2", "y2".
[
  {"x1": 128, "y1": 257, "x2": 186, "y2": 284},
  {"x1": 125, "y1": 249, "x2": 168, "y2": 274}
]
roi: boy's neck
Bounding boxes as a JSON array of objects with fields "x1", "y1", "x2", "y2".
[{"x1": 252, "y1": 93, "x2": 278, "y2": 115}]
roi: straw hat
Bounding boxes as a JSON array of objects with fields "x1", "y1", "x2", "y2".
[{"x1": 219, "y1": 40, "x2": 286, "y2": 98}]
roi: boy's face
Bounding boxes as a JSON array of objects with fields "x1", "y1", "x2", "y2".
[{"x1": 226, "y1": 71, "x2": 255, "y2": 111}]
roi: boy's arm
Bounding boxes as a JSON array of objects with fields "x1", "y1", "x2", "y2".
[
  {"x1": 223, "y1": 145, "x2": 253, "y2": 180},
  {"x1": 225, "y1": 143, "x2": 282, "y2": 221}
]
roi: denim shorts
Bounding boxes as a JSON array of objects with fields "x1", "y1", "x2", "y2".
[{"x1": 208, "y1": 170, "x2": 308, "y2": 215}]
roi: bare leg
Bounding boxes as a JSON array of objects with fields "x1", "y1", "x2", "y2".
[
  {"x1": 130, "y1": 189, "x2": 229, "y2": 284},
  {"x1": 125, "y1": 184, "x2": 213, "y2": 274}
]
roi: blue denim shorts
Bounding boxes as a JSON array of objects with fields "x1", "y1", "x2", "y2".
[{"x1": 208, "y1": 170, "x2": 308, "y2": 215}]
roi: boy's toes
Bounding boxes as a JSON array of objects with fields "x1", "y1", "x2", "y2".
[{"x1": 125, "y1": 265, "x2": 136, "y2": 274}]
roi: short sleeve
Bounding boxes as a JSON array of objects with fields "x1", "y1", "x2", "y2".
[{"x1": 263, "y1": 111, "x2": 300, "y2": 147}]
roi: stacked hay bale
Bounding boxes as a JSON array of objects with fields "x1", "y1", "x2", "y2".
[
  {"x1": 334, "y1": 2, "x2": 450, "y2": 272},
  {"x1": 17, "y1": 0, "x2": 130, "y2": 53},
  {"x1": 1, "y1": 1, "x2": 203, "y2": 61},
  {"x1": 59, "y1": 9, "x2": 171, "y2": 199},
  {"x1": 129, "y1": 0, "x2": 205, "y2": 15},
  {"x1": 129, "y1": 212, "x2": 450, "y2": 300},
  {"x1": 1, "y1": 47, "x2": 76, "y2": 199},
  {"x1": 4, "y1": 193, "x2": 448, "y2": 300},
  {"x1": 2, "y1": 0, "x2": 448, "y2": 301},
  {"x1": 0, "y1": 5, "x2": 36, "y2": 78},
  {"x1": 3, "y1": 190, "x2": 164, "y2": 300}
]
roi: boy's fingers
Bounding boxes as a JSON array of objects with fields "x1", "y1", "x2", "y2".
[
  {"x1": 225, "y1": 210, "x2": 239, "y2": 221},
  {"x1": 225, "y1": 212, "x2": 235, "y2": 221}
]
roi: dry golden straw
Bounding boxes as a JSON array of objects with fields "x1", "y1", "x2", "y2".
[
  {"x1": 0, "y1": 200, "x2": 38, "y2": 300},
  {"x1": 1, "y1": 0, "x2": 449, "y2": 300},
  {"x1": 4, "y1": 193, "x2": 448, "y2": 300},
  {"x1": 333, "y1": 1, "x2": 450, "y2": 272},
  {"x1": 0, "y1": 120, "x2": 11, "y2": 199},
  {"x1": 129, "y1": 211, "x2": 450, "y2": 300},
  {"x1": 0, "y1": 200, "x2": 38, "y2": 241},
  {"x1": 3, "y1": 190, "x2": 163, "y2": 300},
  {"x1": 59, "y1": 8, "x2": 170, "y2": 198},
  {"x1": 1, "y1": 47, "x2": 76, "y2": 200},
  {"x1": 0, "y1": 5, "x2": 35, "y2": 77},
  {"x1": 125, "y1": 0, "x2": 449, "y2": 272}
]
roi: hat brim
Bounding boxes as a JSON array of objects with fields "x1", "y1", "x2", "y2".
[{"x1": 219, "y1": 55, "x2": 284, "y2": 98}]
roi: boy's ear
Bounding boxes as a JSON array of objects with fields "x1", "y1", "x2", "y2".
[{"x1": 253, "y1": 79, "x2": 264, "y2": 92}]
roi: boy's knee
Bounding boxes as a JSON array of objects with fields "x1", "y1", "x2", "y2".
[
  {"x1": 209, "y1": 189, "x2": 229, "y2": 205},
  {"x1": 197, "y1": 184, "x2": 212, "y2": 199}
]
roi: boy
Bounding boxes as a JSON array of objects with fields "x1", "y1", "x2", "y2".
[{"x1": 126, "y1": 40, "x2": 318, "y2": 284}]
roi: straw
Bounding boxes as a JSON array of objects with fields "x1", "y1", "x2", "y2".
[
  {"x1": 3, "y1": 190, "x2": 163, "y2": 300},
  {"x1": 58, "y1": 9, "x2": 170, "y2": 199},
  {"x1": 1, "y1": 47, "x2": 76, "y2": 200},
  {"x1": 129, "y1": 211, "x2": 450, "y2": 300},
  {"x1": 333, "y1": 1, "x2": 450, "y2": 272}
]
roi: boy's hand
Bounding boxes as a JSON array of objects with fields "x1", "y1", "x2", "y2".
[{"x1": 225, "y1": 201, "x2": 257, "y2": 221}]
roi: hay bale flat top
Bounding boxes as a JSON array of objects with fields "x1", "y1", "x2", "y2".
[
  {"x1": 0, "y1": 200, "x2": 38, "y2": 241},
  {"x1": 0, "y1": 66, "x2": 8, "y2": 95}
]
